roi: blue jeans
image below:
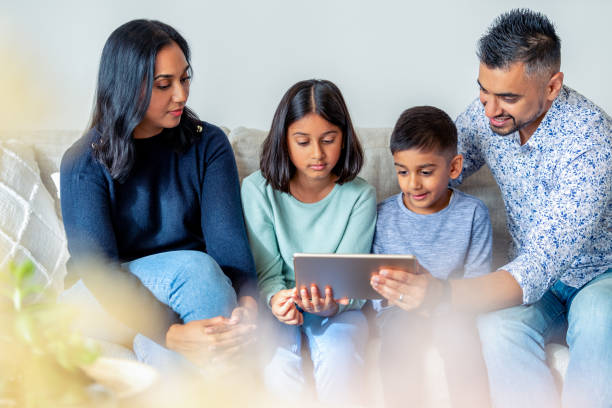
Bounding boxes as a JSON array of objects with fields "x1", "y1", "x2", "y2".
[
  {"x1": 262, "y1": 309, "x2": 368, "y2": 405},
  {"x1": 477, "y1": 269, "x2": 612, "y2": 408},
  {"x1": 61, "y1": 250, "x2": 237, "y2": 371},
  {"x1": 126, "y1": 250, "x2": 238, "y2": 369}
]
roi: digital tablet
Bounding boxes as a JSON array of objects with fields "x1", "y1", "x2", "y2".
[{"x1": 293, "y1": 253, "x2": 418, "y2": 300}]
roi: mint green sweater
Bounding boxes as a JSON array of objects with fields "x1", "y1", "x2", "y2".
[{"x1": 241, "y1": 171, "x2": 377, "y2": 312}]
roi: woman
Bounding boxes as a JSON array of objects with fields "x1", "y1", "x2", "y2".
[{"x1": 60, "y1": 19, "x2": 256, "y2": 368}]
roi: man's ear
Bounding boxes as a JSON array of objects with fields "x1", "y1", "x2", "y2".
[
  {"x1": 546, "y1": 71, "x2": 564, "y2": 102},
  {"x1": 449, "y1": 154, "x2": 463, "y2": 179}
]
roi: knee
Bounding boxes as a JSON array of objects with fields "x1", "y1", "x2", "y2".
[
  {"x1": 171, "y1": 251, "x2": 237, "y2": 320},
  {"x1": 172, "y1": 251, "x2": 232, "y2": 291}
]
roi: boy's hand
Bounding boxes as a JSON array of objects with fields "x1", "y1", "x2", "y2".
[
  {"x1": 370, "y1": 266, "x2": 447, "y2": 312},
  {"x1": 294, "y1": 285, "x2": 349, "y2": 317},
  {"x1": 270, "y1": 289, "x2": 303, "y2": 325}
]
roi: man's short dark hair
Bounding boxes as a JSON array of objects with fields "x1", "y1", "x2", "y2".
[
  {"x1": 478, "y1": 9, "x2": 561, "y2": 76},
  {"x1": 390, "y1": 106, "x2": 457, "y2": 157}
]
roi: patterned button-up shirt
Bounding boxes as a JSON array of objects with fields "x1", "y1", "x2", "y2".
[{"x1": 455, "y1": 85, "x2": 612, "y2": 304}]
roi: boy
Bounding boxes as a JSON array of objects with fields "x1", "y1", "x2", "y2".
[{"x1": 370, "y1": 106, "x2": 492, "y2": 408}]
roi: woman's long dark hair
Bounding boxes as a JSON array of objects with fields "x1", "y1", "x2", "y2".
[
  {"x1": 90, "y1": 19, "x2": 200, "y2": 182},
  {"x1": 260, "y1": 79, "x2": 364, "y2": 193}
]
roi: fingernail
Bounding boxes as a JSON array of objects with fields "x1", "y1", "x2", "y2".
[
  {"x1": 372, "y1": 276, "x2": 379, "y2": 284},
  {"x1": 380, "y1": 270, "x2": 388, "y2": 276}
]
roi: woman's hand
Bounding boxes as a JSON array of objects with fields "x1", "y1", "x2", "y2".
[
  {"x1": 229, "y1": 295, "x2": 258, "y2": 325},
  {"x1": 165, "y1": 297, "x2": 257, "y2": 366},
  {"x1": 270, "y1": 289, "x2": 303, "y2": 325},
  {"x1": 370, "y1": 267, "x2": 447, "y2": 312},
  {"x1": 294, "y1": 285, "x2": 349, "y2": 317}
]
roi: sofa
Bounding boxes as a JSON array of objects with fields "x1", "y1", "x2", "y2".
[{"x1": 0, "y1": 126, "x2": 570, "y2": 407}]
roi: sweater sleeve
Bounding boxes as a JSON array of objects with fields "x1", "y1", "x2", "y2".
[
  {"x1": 334, "y1": 182, "x2": 377, "y2": 312},
  {"x1": 60, "y1": 138, "x2": 176, "y2": 344},
  {"x1": 199, "y1": 125, "x2": 257, "y2": 299},
  {"x1": 240, "y1": 175, "x2": 287, "y2": 307},
  {"x1": 60, "y1": 141, "x2": 119, "y2": 263}
]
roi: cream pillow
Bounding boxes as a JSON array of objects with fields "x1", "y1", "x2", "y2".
[{"x1": 0, "y1": 139, "x2": 68, "y2": 296}]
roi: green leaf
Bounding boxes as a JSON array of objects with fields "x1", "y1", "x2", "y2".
[{"x1": 10, "y1": 261, "x2": 34, "y2": 286}]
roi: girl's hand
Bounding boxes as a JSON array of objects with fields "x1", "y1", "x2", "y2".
[
  {"x1": 270, "y1": 289, "x2": 303, "y2": 325},
  {"x1": 294, "y1": 285, "x2": 349, "y2": 317}
]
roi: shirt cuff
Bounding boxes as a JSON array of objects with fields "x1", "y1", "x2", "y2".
[
  {"x1": 502, "y1": 255, "x2": 545, "y2": 305},
  {"x1": 263, "y1": 285, "x2": 287, "y2": 309}
]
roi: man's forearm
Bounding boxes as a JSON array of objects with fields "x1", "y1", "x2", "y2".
[{"x1": 450, "y1": 269, "x2": 523, "y2": 313}]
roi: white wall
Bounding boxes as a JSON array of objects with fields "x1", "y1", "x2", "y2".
[{"x1": 1, "y1": 0, "x2": 610, "y2": 132}]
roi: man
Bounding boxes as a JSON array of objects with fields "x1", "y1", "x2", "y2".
[{"x1": 370, "y1": 9, "x2": 611, "y2": 407}]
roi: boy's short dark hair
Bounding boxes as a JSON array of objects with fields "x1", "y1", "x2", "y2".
[
  {"x1": 260, "y1": 79, "x2": 364, "y2": 193},
  {"x1": 390, "y1": 106, "x2": 457, "y2": 157}
]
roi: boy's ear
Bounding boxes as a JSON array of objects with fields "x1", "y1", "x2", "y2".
[{"x1": 449, "y1": 154, "x2": 463, "y2": 179}]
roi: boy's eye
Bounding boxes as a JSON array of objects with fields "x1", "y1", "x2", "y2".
[
  {"x1": 502, "y1": 96, "x2": 518, "y2": 103},
  {"x1": 420, "y1": 170, "x2": 432, "y2": 176},
  {"x1": 397, "y1": 170, "x2": 408, "y2": 176}
]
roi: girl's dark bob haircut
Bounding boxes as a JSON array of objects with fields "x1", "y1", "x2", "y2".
[
  {"x1": 260, "y1": 79, "x2": 364, "y2": 193},
  {"x1": 91, "y1": 19, "x2": 200, "y2": 182}
]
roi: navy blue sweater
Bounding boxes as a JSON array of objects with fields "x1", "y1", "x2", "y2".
[{"x1": 60, "y1": 122, "x2": 256, "y2": 340}]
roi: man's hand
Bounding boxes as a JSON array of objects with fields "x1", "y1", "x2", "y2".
[{"x1": 370, "y1": 267, "x2": 446, "y2": 312}]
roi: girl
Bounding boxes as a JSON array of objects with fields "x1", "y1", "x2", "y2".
[
  {"x1": 60, "y1": 20, "x2": 257, "y2": 369},
  {"x1": 241, "y1": 79, "x2": 376, "y2": 404}
]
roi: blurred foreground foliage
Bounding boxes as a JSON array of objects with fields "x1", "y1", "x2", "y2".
[{"x1": 0, "y1": 261, "x2": 100, "y2": 407}]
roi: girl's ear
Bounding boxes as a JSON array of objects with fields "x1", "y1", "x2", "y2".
[{"x1": 449, "y1": 154, "x2": 463, "y2": 179}]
